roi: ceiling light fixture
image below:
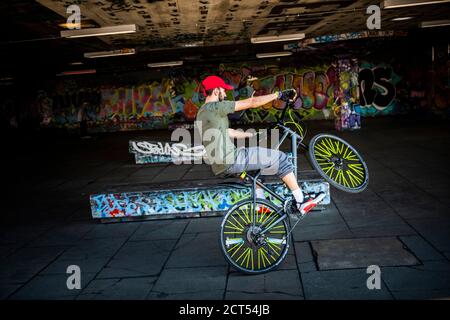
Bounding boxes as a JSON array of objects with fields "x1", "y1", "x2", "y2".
[
  {"x1": 420, "y1": 19, "x2": 450, "y2": 27},
  {"x1": 179, "y1": 41, "x2": 204, "y2": 48},
  {"x1": 251, "y1": 33, "x2": 305, "y2": 44},
  {"x1": 56, "y1": 69, "x2": 96, "y2": 76},
  {"x1": 256, "y1": 52, "x2": 293, "y2": 59},
  {"x1": 69, "y1": 62, "x2": 84, "y2": 65},
  {"x1": 391, "y1": 17, "x2": 414, "y2": 21},
  {"x1": 84, "y1": 48, "x2": 136, "y2": 58},
  {"x1": 381, "y1": 0, "x2": 450, "y2": 9},
  {"x1": 61, "y1": 24, "x2": 137, "y2": 38},
  {"x1": 148, "y1": 61, "x2": 184, "y2": 68}
]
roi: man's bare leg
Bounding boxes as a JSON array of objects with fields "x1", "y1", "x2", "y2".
[
  {"x1": 281, "y1": 171, "x2": 325, "y2": 214},
  {"x1": 281, "y1": 172, "x2": 301, "y2": 191}
]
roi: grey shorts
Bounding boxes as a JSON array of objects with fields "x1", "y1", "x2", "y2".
[{"x1": 225, "y1": 147, "x2": 293, "y2": 179}]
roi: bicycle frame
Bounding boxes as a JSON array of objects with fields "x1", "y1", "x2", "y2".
[{"x1": 236, "y1": 100, "x2": 314, "y2": 239}]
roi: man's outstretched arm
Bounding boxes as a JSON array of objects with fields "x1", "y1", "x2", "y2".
[
  {"x1": 234, "y1": 93, "x2": 278, "y2": 112},
  {"x1": 234, "y1": 89, "x2": 297, "y2": 112}
]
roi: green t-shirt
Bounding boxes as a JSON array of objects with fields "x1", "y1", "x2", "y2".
[{"x1": 195, "y1": 100, "x2": 237, "y2": 175}]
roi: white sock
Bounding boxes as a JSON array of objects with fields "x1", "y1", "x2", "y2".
[
  {"x1": 292, "y1": 188, "x2": 304, "y2": 204},
  {"x1": 255, "y1": 188, "x2": 266, "y2": 199}
]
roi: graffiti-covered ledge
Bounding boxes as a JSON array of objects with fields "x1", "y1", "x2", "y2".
[{"x1": 89, "y1": 171, "x2": 330, "y2": 223}]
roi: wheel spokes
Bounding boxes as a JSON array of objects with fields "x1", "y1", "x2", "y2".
[
  {"x1": 313, "y1": 137, "x2": 366, "y2": 190},
  {"x1": 222, "y1": 202, "x2": 288, "y2": 272}
]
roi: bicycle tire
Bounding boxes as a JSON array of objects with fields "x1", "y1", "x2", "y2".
[
  {"x1": 219, "y1": 198, "x2": 290, "y2": 274},
  {"x1": 308, "y1": 133, "x2": 369, "y2": 193}
]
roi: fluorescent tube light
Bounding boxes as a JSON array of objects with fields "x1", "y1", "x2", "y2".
[
  {"x1": 84, "y1": 49, "x2": 136, "y2": 58},
  {"x1": 56, "y1": 69, "x2": 96, "y2": 76},
  {"x1": 61, "y1": 24, "x2": 137, "y2": 38},
  {"x1": 391, "y1": 17, "x2": 414, "y2": 21},
  {"x1": 147, "y1": 61, "x2": 183, "y2": 68},
  {"x1": 179, "y1": 41, "x2": 204, "y2": 48},
  {"x1": 381, "y1": 0, "x2": 450, "y2": 9},
  {"x1": 420, "y1": 19, "x2": 450, "y2": 27},
  {"x1": 256, "y1": 52, "x2": 293, "y2": 59},
  {"x1": 251, "y1": 33, "x2": 305, "y2": 44}
]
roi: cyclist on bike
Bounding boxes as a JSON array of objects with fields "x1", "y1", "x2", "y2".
[{"x1": 195, "y1": 75, "x2": 325, "y2": 215}]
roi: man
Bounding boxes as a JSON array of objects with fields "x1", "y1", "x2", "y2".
[{"x1": 195, "y1": 75, "x2": 325, "y2": 215}]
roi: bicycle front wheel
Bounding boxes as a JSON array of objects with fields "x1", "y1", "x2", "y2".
[
  {"x1": 220, "y1": 199, "x2": 289, "y2": 274},
  {"x1": 309, "y1": 134, "x2": 369, "y2": 193}
]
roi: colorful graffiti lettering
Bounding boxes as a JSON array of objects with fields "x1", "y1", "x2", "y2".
[
  {"x1": 358, "y1": 62, "x2": 404, "y2": 116},
  {"x1": 129, "y1": 140, "x2": 206, "y2": 164},
  {"x1": 34, "y1": 62, "x2": 360, "y2": 131}
]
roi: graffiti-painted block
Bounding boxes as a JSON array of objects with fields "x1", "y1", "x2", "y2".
[
  {"x1": 90, "y1": 180, "x2": 330, "y2": 221},
  {"x1": 129, "y1": 140, "x2": 206, "y2": 164},
  {"x1": 334, "y1": 102, "x2": 361, "y2": 131}
]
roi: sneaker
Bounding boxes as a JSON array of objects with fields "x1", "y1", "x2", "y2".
[{"x1": 295, "y1": 192, "x2": 326, "y2": 216}]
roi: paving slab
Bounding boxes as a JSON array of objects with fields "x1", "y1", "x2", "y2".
[
  {"x1": 40, "y1": 257, "x2": 110, "y2": 275},
  {"x1": 77, "y1": 277, "x2": 157, "y2": 300},
  {"x1": 400, "y1": 235, "x2": 447, "y2": 262},
  {"x1": 28, "y1": 222, "x2": 96, "y2": 247},
  {"x1": 82, "y1": 222, "x2": 140, "y2": 239},
  {"x1": 277, "y1": 252, "x2": 298, "y2": 270},
  {"x1": 351, "y1": 224, "x2": 416, "y2": 238},
  {"x1": 225, "y1": 291, "x2": 303, "y2": 300},
  {"x1": 382, "y1": 261, "x2": 450, "y2": 298},
  {"x1": 165, "y1": 232, "x2": 227, "y2": 268},
  {"x1": 184, "y1": 217, "x2": 223, "y2": 234},
  {"x1": 294, "y1": 203, "x2": 346, "y2": 227},
  {"x1": 147, "y1": 290, "x2": 224, "y2": 300},
  {"x1": 150, "y1": 266, "x2": 227, "y2": 297},
  {"x1": 227, "y1": 269, "x2": 303, "y2": 298},
  {"x1": 0, "y1": 246, "x2": 67, "y2": 284},
  {"x1": 130, "y1": 219, "x2": 189, "y2": 241},
  {"x1": 58, "y1": 237, "x2": 127, "y2": 260},
  {"x1": 301, "y1": 269, "x2": 393, "y2": 300},
  {"x1": 0, "y1": 224, "x2": 54, "y2": 245},
  {"x1": 0, "y1": 244, "x2": 21, "y2": 259},
  {"x1": 291, "y1": 222, "x2": 354, "y2": 242},
  {"x1": 294, "y1": 242, "x2": 317, "y2": 273},
  {"x1": 97, "y1": 239, "x2": 176, "y2": 278},
  {"x1": 9, "y1": 273, "x2": 96, "y2": 300},
  {"x1": 390, "y1": 289, "x2": 450, "y2": 300},
  {"x1": 407, "y1": 218, "x2": 450, "y2": 253},
  {"x1": 0, "y1": 284, "x2": 23, "y2": 300},
  {"x1": 311, "y1": 237, "x2": 420, "y2": 270}
]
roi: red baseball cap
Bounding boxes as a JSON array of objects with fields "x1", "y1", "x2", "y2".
[{"x1": 201, "y1": 75, "x2": 234, "y2": 96}]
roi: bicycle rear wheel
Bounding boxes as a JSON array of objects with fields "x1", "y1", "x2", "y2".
[
  {"x1": 220, "y1": 199, "x2": 289, "y2": 274},
  {"x1": 309, "y1": 134, "x2": 369, "y2": 193}
]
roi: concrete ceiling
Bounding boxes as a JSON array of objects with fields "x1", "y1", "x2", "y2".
[
  {"x1": 28, "y1": 0, "x2": 450, "y2": 49},
  {"x1": 0, "y1": 0, "x2": 449, "y2": 77}
]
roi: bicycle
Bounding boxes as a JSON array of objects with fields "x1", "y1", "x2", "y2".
[{"x1": 219, "y1": 94, "x2": 369, "y2": 274}]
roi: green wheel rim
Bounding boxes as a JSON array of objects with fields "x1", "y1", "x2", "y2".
[
  {"x1": 309, "y1": 134, "x2": 369, "y2": 193},
  {"x1": 220, "y1": 200, "x2": 289, "y2": 274}
]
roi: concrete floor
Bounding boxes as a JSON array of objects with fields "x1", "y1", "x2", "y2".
[{"x1": 1, "y1": 117, "x2": 450, "y2": 300}]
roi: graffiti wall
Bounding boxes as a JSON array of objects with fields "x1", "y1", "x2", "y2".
[
  {"x1": 30, "y1": 62, "x2": 359, "y2": 132},
  {"x1": 24, "y1": 54, "x2": 447, "y2": 132}
]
